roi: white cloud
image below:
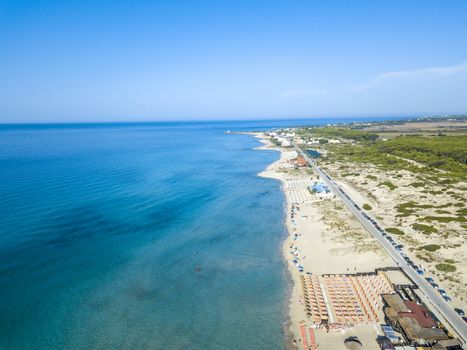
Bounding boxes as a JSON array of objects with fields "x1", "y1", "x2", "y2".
[
  {"x1": 352, "y1": 62, "x2": 467, "y2": 91},
  {"x1": 276, "y1": 62, "x2": 467, "y2": 115}
]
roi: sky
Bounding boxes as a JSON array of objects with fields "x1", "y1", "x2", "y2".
[{"x1": 0, "y1": 0, "x2": 467, "y2": 122}]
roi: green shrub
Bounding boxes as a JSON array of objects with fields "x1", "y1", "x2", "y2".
[
  {"x1": 318, "y1": 133, "x2": 467, "y2": 182},
  {"x1": 435, "y1": 210, "x2": 450, "y2": 214},
  {"x1": 386, "y1": 227, "x2": 405, "y2": 235},
  {"x1": 379, "y1": 181, "x2": 397, "y2": 190},
  {"x1": 435, "y1": 263, "x2": 456, "y2": 272},
  {"x1": 412, "y1": 223, "x2": 438, "y2": 235},
  {"x1": 419, "y1": 244, "x2": 441, "y2": 252},
  {"x1": 422, "y1": 216, "x2": 466, "y2": 223},
  {"x1": 363, "y1": 203, "x2": 372, "y2": 210}
]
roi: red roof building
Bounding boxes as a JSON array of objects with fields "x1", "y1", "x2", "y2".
[
  {"x1": 295, "y1": 155, "x2": 308, "y2": 167},
  {"x1": 399, "y1": 301, "x2": 437, "y2": 328}
]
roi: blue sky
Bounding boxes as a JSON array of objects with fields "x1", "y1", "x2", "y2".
[{"x1": 1, "y1": 0, "x2": 466, "y2": 122}]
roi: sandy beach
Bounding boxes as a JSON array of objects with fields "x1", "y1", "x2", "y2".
[
  {"x1": 318, "y1": 152, "x2": 467, "y2": 310},
  {"x1": 255, "y1": 132, "x2": 394, "y2": 349}
]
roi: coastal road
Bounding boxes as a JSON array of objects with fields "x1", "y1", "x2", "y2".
[{"x1": 295, "y1": 145, "x2": 467, "y2": 344}]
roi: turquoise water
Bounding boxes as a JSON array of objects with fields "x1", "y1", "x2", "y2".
[{"x1": 0, "y1": 118, "x2": 403, "y2": 349}]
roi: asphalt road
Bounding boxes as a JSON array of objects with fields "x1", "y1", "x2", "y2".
[{"x1": 296, "y1": 146, "x2": 467, "y2": 344}]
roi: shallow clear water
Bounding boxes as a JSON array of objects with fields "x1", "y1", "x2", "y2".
[{"x1": 0, "y1": 118, "x2": 401, "y2": 349}]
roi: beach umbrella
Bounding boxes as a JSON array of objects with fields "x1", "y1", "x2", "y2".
[{"x1": 344, "y1": 337, "x2": 362, "y2": 350}]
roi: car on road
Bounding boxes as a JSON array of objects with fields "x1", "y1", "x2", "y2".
[
  {"x1": 454, "y1": 308, "x2": 465, "y2": 316},
  {"x1": 443, "y1": 295, "x2": 452, "y2": 302},
  {"x1": 425, "y1": 277, "x2": 438, "y2": 288}
]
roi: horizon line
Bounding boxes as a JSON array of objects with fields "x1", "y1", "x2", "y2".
[{"x1": 0, "y1": 113, "x2": 463, "y2": 126}]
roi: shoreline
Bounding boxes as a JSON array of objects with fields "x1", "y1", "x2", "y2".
[
  {"x1": 253, "y1": 132, "x2": 394, "y2": 349},
  {"x1": 253, "y1": 133, "x2": 297, "y2": 349}
]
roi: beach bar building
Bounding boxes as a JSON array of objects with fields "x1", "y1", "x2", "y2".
[{"x1": 382, "y1": 294, "x2": 449, "y2": 346}]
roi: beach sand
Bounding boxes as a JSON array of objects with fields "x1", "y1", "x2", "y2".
[
  {"x1": 319, "y1": 156, "x2": 467, "y2": 310},
  {"x1": 255, "y1": 133, "x2": 394, "y2": 349}
]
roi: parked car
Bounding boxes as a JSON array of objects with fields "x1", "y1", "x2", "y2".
[
  {"x1": 438, "y1": 289, "x2": 447, "y2": 297},
  {"x1": 425, "y1": 277, "x2": 437, "y2": 287},
  {"x1": 454, "y1": 308, "x2": 465, "y2": 316},
  {"x1": 443, "y1": 295, "x2": 452, "y2": 302}
]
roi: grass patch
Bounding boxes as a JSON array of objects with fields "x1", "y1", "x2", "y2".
[
  {"x1": 379, "y1": 181, "x2": 397, "y2": 190},
  {"x1": 409, "y1": 182, "x2": 425, "y2": 188},
  {"x1": 366, "y1": 175, "x2": 377, "y2": 180},
  {"x1": 386, "y1": 227, "x2": 405, "y2": 235},
  {"x1": 412, "y1": 223, "x2": 438, "y2": 235},
  {"x1": 421, "y1": 216, "x2": 466, "y2": 223},
  {"x1": 435, "y1": 263, "x2": 457, "y2": 273},
  {"x1": 419, "y1": 244, "x2": 441, "y2": 252},
  {"x1": 435, "y1": 209, "x2": 451, "y2": 214},
  {"x1": 427, "y1": 190, "x2": 443, "y2": 195},
  {"x1": 363, "y1": 203, "x2": 372, "y2": 210},
  {"x1": 395, "y1": 202, "x2": 435, "y2": 217},
  {"x1": 341, "y1": 172, "x2": 360, "y2": 177},
  {"x1": 416, "y1": 254, "x2": 432, "y2": 263},
  {"x1": 397, "y1": 202, "x2": 417, "y2": 212}
]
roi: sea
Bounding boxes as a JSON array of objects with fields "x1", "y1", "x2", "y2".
[{"x1": 0, "y1": 117, "x2": 405, "y2": 349}]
